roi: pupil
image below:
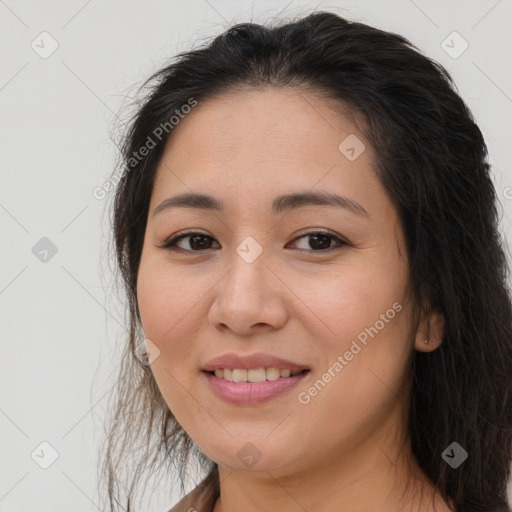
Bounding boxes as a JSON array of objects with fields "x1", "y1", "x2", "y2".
[
  {"x1": 310, "y1": 234, "x2": 330, "y2": 250},
  {"x1": 190, "y1": 235, "x2": 211, "y2": 250}
]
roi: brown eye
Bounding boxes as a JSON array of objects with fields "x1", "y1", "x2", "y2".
[
  {"x1": 288, "y1": 231, "x2": 348, "y2": 252},
  {"x1": 158, "y1": 232, "x2": 220, "y2": 252}
]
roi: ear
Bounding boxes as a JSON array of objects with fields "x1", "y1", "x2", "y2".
[{"x1": 414, "y1": 307, "x2": 445, "y2": 353}]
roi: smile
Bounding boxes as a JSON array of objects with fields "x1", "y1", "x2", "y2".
[{"x1": 203, "y1": 369, "x2": 310, "y2": 405}]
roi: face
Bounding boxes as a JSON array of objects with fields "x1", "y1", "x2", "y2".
[{"x1": 137, "y1": 87, "x2": 420, "y2": 477}]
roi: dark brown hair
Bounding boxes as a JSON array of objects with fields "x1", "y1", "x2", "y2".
[{"x1": 99, "y1": 10, "x2": 512, "y2": 512}]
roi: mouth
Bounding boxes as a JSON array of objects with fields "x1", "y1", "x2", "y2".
[
  {"x1": 201, "y1": 352, "x2": 311, "y2": 404},
  {"x1": 203, "y1": 368, "x2": 311, "y2": 405},
  {"x1": 204, "y1": 368, "x2": 310, "y2": 382}
]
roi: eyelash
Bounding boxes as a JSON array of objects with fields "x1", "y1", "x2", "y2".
[{"x1": 156, "y1": 229, "x2": 349, "y2": 254}]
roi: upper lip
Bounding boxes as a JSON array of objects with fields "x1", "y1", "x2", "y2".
[{"x1": 202, "y1": 352, "x2": 310, "y2": 372}]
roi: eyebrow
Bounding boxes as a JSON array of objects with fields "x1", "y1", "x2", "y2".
[{"x1": 153, "y1": 191, "x2": 369, "y2": 217}]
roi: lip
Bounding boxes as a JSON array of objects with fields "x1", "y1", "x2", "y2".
[
  {"x1": 201, "y1": 352, "x2": 310, "y2": 373},
  {"x1": 203, "y1": 370, "x2": 310, "y2": 405}
]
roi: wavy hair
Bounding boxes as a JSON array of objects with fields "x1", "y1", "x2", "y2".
[{"x1": 98, "y1": 10, "x2": 512, "y2": 512}]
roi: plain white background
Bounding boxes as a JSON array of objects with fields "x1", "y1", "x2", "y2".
[{"x1": 1, "y1": 1, "x2": 511, "y2": 510}]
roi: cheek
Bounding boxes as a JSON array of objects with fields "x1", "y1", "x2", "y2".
[
  {"x1": 137, "y1": 256, "x2": 196, "y2": 341},
  {"x1": 294, "y1": 305, "x2": 412, "y2": 460},
  {"x1": 137, "y1": 261, "x2": 167, "y2": 338},
  {"x1": 300, "y1": 262, "x2": 411, "y2": 405},
  {"x1": 303, "y1": 262, "x2": 403, "y2": 342},
  {"x1": 136, "y1": 260, "x2": 199, "y2": 418},
  {"x1": 136, "y1": 255, "x2": 212, "y2": 388}
]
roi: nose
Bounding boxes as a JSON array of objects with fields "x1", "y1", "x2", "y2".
[{"x1": 208, "y1": 252, "x2": 288, "y2": 337}]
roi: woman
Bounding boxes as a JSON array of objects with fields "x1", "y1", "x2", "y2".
[{"x1": 100, "y1": 11, "x2": 512, "y2": 512}]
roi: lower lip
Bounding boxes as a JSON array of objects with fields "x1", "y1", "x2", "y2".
[{"x1": 203, "y1": 370, "x2": 310, "y2": 405}]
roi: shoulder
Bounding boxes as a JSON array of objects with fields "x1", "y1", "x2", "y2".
[{"x1": 166, "y1": 468, "x2": 220, "y2": 512}]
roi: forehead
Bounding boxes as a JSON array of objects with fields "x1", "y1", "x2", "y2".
[{"x1": 153, "y1": 86, "x2": 377, "y2": 197}]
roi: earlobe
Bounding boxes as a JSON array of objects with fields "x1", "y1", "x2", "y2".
[{"x1": 415, "y1": 308, "x2": 445, "y2": 352}]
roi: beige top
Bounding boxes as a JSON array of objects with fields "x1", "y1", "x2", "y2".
[{"x1": 167, "y1": 467, "x2": 220, "y2": 512}]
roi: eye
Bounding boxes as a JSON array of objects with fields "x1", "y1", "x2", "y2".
[
  {"x1": 156, "y1": 231, "x2": 220, "y2": 252},
  {"x1": 287, "y1": 230, "x2": 349, "y2": 252},
  {"x1": 156, "y1": 229, "x2": 349, "y2": 253}
]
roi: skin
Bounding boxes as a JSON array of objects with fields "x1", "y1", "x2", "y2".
[{"x1": 136, "y1": 86, "x2": 450, "y2": 512}]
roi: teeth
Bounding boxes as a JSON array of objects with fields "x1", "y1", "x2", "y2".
[
  {"x1": 232, "y1": 369, "x2": 247, "y2": 382},
  {"x1": 266, "y1": 368, "x2": 281, "y2": 381},
  {"x1": 247, "y1": 368, "x2": 266, "y2": 382},
  {"x1": 211, "y1": 367, "x2": 304, "y2": 382}
]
